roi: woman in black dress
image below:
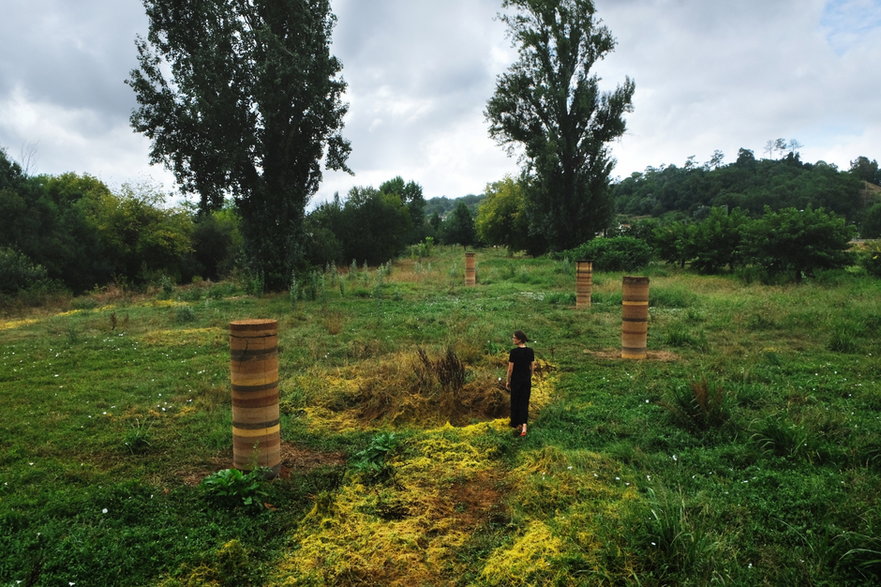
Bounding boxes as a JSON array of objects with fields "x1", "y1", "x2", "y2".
[{"x1": 506, "y1": 330, "x2": 535, "y2": 437}]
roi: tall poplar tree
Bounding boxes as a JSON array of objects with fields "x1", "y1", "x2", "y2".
[
  {"x1": 127, "y1": 0, "x2": 350, "y2": 288},
  {"x1": 486, "y1": 0, "x2": 634, "y2": 252}
]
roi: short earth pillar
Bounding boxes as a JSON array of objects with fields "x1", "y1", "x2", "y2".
[{"x1": 229, "y1": 319, "x2": 281, "y2": 477}]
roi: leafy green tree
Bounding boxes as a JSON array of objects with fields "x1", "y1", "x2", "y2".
[
  {"x1": 740, "y1": 207, "x2": 855, "y2": 282},
  {"x1": 486, "y1": 0, "x2": 635, "y2": 252},
  {"x1": 475, "y1": 176, "x2": 529, "y2": 254},
  {"x1": 861, "y1": 202, "x2": 881, "y2": 238},
  {"x1": 689, "y1": 207, "x2": 749, "y2": 273},
  {"x1": 37, "y1": 173, "x2": 120, "y2": 291},
  {"x1": 305, "y1": 194, "x2": 346, "y2": 266},
  {"x1": 0, "y1": 247, "x2": 52, "y2": 295},
  {"x1": 190, "y1": 206, "x2": 242, "y2": 280},
  {"x1": 565, "y1": 236, "x2": 652, "y2": 271},
  {"x1": 89, "y1": 183, "x2": 194, "y2": 284},
  {"x1": 128, "y1": 0, "x2": 350, "y2": 289},
  {"x1": 849, "y1": 156, "x2": 881, "y2": 185},
  {"x1": 440, "y1": 201, "x2": 477, "y2": 247},
  {"x1": 379, "y1": 177, "x2": 426, "y2": 242},
  {"x1": 652, "y1": 220, "x2": 693, "y2": 269},
  {"x1": 307, "y1": 187, "x2": 413, "y2": 267},
  {"x1": 342, "y1": 187, "x2": 413, "y2": 266}
]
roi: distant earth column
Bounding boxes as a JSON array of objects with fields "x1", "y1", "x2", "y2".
[
  {"x1": 465, "y1": 251, "x2": 476, "y2": 286},
  {"x1": 621, "y1": 277, "x2": 649, "y2": 360},
  {"x1": 576, "y1": 260, "x2": 593, "y2": 308}
]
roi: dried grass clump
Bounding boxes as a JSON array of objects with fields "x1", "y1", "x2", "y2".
[{"x1": 308, "y1": 347, "x2": 510, "y2": 427}]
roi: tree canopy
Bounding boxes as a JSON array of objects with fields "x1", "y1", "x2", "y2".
[
  {"x1": 486, "y1": 0, "x2": 634, "y2": 253},
  {"x1": 127, "y1": 0, "x2": 350, "y2": 289},
  {"x1": 612, "y1": 151, "x2": 865, "y2": 222},
  {"x1": 475, "y1": 176, "x2": 529, "y2": 254}
]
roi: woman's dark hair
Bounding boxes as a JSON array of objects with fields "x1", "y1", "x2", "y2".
[{"x1": 513, "y1": 330, "x2": 529, "y2": 343}]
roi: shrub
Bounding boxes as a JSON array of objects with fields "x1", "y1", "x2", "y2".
[
  {"x1": 175, "y1": 305, "x2": 197, "y2": 323},
  {"x1": 740, "y1": 206, "x2": 855, "y2": 283},
  {"x1": 861, "y1": 242, "x2": 881, "y2": 277},
  {"x1": 200, "y1": 468, "x2": 270, "y2": 511},
  {"x1": 0, "y1": 247, "x2": 52, "y2": 294},
  {"x1": 350, "y1": 432, "x2": 400, "y2": 484},
  {"x1": 563, "y1": 236, "x2": 653, "y2": 271}
]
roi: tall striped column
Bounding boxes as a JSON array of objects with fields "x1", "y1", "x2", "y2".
[
  {"x1": 621, "y1": 277, "x2": 649, "y2": 360},
  {"x1": 229, "y1": 319, "x2": 281, "y2": 477},
  {"x1": 575, "y1": 260, "x2": 593, "y2": 308},
  {"x1": 465, "y1": 251, "x2": 476, "y2": 286}
]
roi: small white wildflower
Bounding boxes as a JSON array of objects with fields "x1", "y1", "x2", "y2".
[
  {"x1": 672, "y1": 455, "x2": 678, "y2": 461},
  {"x1": 102, "y1": 508, "x2": 108, "y2": 514}
]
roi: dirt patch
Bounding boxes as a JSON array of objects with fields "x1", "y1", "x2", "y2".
[
  {"x1": 442, "y1": 471, "x2": 507, "y2": 528},
  {"x1": 584, "y1": 348, "x2": 680, "y2": 362},
  {"x1": 277, "y1": 443, "x2": 347, "y2": 479},
  {"x1": 177, "y1": 443, "x2": 346, "y2": 485}
]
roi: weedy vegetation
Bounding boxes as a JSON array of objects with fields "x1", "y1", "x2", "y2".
[{"x1": 1, "y1": 246, "x2": 880, "y2": 585}]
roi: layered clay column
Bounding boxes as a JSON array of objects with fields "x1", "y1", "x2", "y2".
[
  {"x1": 575, "y1": 260, "x2": 593, "y2": 308},
  {"x1": 621, "y1": 277, "x2": 650, "y2": 360},
  {"x1": 465, "y1": 251, "x2": 476, "y2": 286},
  {"x1": 229, "y1": 319, "x2": 281, "y2": 477}
]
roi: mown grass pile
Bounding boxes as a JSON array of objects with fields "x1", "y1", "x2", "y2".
[{"x1": 1, "y1": 246, "x2": 880, "y2": 585}]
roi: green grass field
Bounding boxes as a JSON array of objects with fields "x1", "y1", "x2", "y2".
[{"x1": 1, "y1": 246, "x2": 880, "y2": 585}]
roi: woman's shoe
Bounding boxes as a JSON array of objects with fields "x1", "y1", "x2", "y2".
[{"x1": 519, "y1": 429, "x2": 527, "y2": 437}]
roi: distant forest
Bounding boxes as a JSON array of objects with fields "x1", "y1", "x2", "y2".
[
  {"x1": 424, "y1": 148, "x2": 881, "y2": 232},
  {"x1": 423, "y1": 194, "x2": 485, "y2": 219},
  {"x1": 3, "y1": 145, "x2": 881, "y2": 304},
  {"x1": 609, "y1": 148, "x2": 880, "y2": 224}
]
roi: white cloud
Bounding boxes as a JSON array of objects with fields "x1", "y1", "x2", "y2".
[{"x1": 0, "y1": 0, "x2": 879, "y2": 203}]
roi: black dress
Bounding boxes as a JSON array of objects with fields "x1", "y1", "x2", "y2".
[{"x1": 508, "y1": 346, "x2": 534, "y2": 427}]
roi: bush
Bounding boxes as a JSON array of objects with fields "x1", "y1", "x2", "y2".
[
  {"x1": 200, "y1": 468, "x2": 270, "y2": 511},
  {"x1": 0, "y1": 247, "x2": 52, "y2": 294},
  {"x1": 861, "y1": 242, "x2": 881, "y2": 277},
  {"x1": 563, "y1": 236, "x2": 653, "y2": 271},
  {"x1": 350, "y1": 432, "x2": 401, "y2": 484}
]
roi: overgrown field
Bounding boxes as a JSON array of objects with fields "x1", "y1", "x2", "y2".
[{"x1": 1, "y1": 246, "x2": 880, "y2": 585}]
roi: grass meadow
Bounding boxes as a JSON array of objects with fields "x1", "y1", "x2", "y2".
[{"x1": 1, "y1": 245, "x2": 880, "y2": 585}]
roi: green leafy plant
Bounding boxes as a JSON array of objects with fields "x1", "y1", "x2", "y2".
[
  {"x1": 563, "y1": 236, "x2": 653, "y2": 272},
  {"x1": 351, "y1": 432, "x2": 400, "y2": 484},
  {"x1": 200, "y1": 468, "x2": 270, "y2": 510},
  {"x1": 175, "y1": 305, "x2": 196, "y2": 323}
]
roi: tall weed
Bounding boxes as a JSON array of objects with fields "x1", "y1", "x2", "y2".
[{"x1": 661, "y1": 379, "x2": 732, "y2": 435}]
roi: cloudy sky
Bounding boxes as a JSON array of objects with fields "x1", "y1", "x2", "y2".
[{"x1": 1, "y1": 0, "x2": 879, "y2": 206}]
